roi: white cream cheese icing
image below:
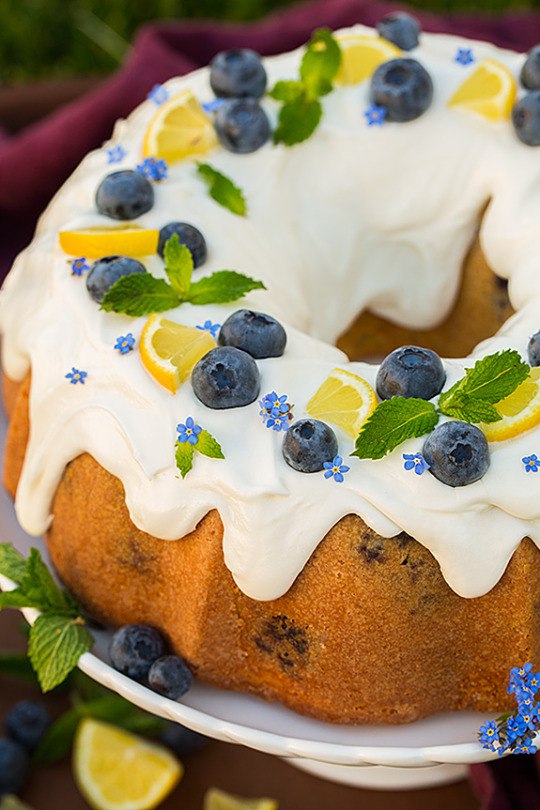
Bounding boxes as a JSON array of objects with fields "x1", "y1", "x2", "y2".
[{"x1": 2, "y1": 25, "x2": 540, "y2": 602}]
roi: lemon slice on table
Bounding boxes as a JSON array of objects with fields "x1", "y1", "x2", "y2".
[
  {"x1": 73, "y1": 718, "x2": 182, "y2": 810},
  {"x1": 448, "y1": 59, "x2": 517, "y2": 121},
  {"x1": 480, "y1": 367, "x2": 540, "y2": 441},
  {"x1": 204, "y1": 788, "x2": 279, "y2": 810},
  {"x1": 140, "y1": 313, "x2": 216, "y2": 393},
  {"x1": 59, "y1": 226, "x2": 159, "y2": 258},
  {"x1": 306, "y1": 367, "x2": 377, "y2": 438},
  {"x1": 142, "y1": 89, "x2": 218, "y2": 163},
  {"x1": 334, "y1": 34, "x2": 401, "y2": 85}
]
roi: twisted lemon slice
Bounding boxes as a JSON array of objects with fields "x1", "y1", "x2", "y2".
[
  {"x1": 143, "y1": 90, "x2": 218, "y2": 163},
  {"x1": 448, "y1": 59, "x2": 516, "y2": 121},
  {"x1": 59, "y1": 226, "x2": 159, "y2": 258},
  {"x1": 140, "y1": 314, "x2": 216, "y2": 393},
  {"x1": 334, "y1": 34, "x2": 401, "y2": 85},
  {"x1": 306, "y1": 367, "x2": 377, "y2": 438},
  {"x1": 73, "y1": 719, "x2": 182, "y2": 810},
  {"x1": 481, "y1": 367, "x2": 540, "y2": 441}
]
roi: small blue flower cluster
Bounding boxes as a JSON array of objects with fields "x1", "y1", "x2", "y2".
[
  {"x1": 478, "y1": 663, "x2": 540, "y2": 756},
  {"x1": 455, "y1": 48, "x2": 475, "y2": 66},
  {"x1": 65, "y1": 368, "x2": 87, "y2": 385},
  {"x1": 136, "y1": 157, "x2": 168, "y2": 182},
  {"x1": 364, "y1": 103, "x2": 387, "y2": 127},
  {"x1": 177, "y1": 417, "x2": 202, "y2": 445},
  {"x1": 107, "y1": 145, "x2": 126, "y2": 164},
  {"x1": 323, "y1": 456, "x2": 350, "y2": 483},
  {"x1": 259, "y1": 392, "x2": 293, "y2": 432},
  {"x1": 114, "y1": 333, "x2": 135, "y2": 355},
  {"x1": 403, "y1": 453, "x2": 430, "y2": 475},
  {"x1": 70, "y1": 257, "x2": 90, "y2": 277},
  {"x1": 196, "y1": 320, "x2": 221, "y2": 339},
  {"x1": 147, "y1": 84, "x2": 169, "y2": 105},
  {"x1": 523, "y1": 454, "x2": 539, "y2": 473}
]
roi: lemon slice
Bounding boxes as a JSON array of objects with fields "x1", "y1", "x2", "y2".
[
  {"x1": 334, "y1": 34, "x2": 401, "y2": 85},
  {"x1": 59, "y1": 226, "x2": 159, "y2": 258},
  {"x1": 480, "y1": 367, "x2": 540, "y2": 441},
  {"x1": 140, "y1": 313, "x2": 216, "y2": 393},
  {"x1": 143, "y1": 90, "x2": 218, "y2": 163},
  {"x1": 448, "y1": 58, "x2": 517, "y2": 121},
  {"x1": 306, "y1": 367, "x2": 377, "y2": 438},
  {"x1": 204, "y1": 788, "x2": 278, "y2": 810},
  {"x1": 73, "y1": 719, "x2": 182, "y2": 810}
]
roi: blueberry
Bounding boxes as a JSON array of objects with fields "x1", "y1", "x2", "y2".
[
  {"x1": 158, "y1": 222, "x2": 207, "y2": 268},
  {"x1": 423, "y1": 421, "x2": 490, "y2": 487},
  {"x1": 215, "y1": 98, "x2": 270, "y2": 153},
  {"x1": 521, "y1": 45, "x2": 540, "y2": 90},
  {"x1": 5, "y1": 701, "x2": 51, "y2": 753},
  {"x1": 282, "y1": 419, "x2": 338, "y2": 473},
  {"x1": 376, "y1": 346, "x2": 445, "y2": 400},
  {"x1": 148, "y1": 655, "x2": 192, "y2": 700},
  {"x1": 512, "y1": 91, "x2": 540, "y2": 146},
  {"x1": 218, "y1": 309, "x2": 286, "y2": 358},
  {"x1": 0, "y1": 738, "x2": 29, "y2": 796},
  {"x1": 96, "y1": 170, "x2": 154, "y2": 220},
  {"x1": 370, "y1": 58, "x2": 433, "y2": 122},
  {"x1": 86, "y1": 255, "x2": 146, "y2": 303},
  {"x1": 528, "y1": 331, "x2": 540, "y2": 366},
  {"x1": 376, "y1": 12, "x2": 421, "y2": 51},
  {"x1": 191, "y1": 346, "x2": 260, "y2": 409},
  {"x1": 109, "y1": 624, "x2": 166, "y2": 681},
  {"x1": 210, "y1": 49, "x2": 267, "y2": 99},
  {"x1": 160, "y1": 722, "x2": 207, "y2": 756}
]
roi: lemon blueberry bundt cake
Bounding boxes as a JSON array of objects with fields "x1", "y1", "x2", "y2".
[{"x1": 4, "y1": 13, "x2": 540, "y2": 723}]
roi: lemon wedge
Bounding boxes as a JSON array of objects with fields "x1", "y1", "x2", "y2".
[
  {"x1": 306, "y1": 367, "x2": 377, "y2": 438},
  {"x1": 480, "y1": 367, "x2": 540, "y2": 441},
  {"x1": 334, "y1": 34, "x2": 401, "y2": 85},
  {"x1": 140, "y1": 313, "x2": 216, "y2": 393},
  {"x1": 204, "y1": 788, "x2": 279, "y2": 810},
  {"x1": 448, "y1": 58, "x2": 517, "y2": 121},
  {"x1": 73, "y1": 719, "x2": 182, "y2": 810},
  {"x1": 142, "y1": 90, "x2": 218, "y2": 163},
  {"x1": 59, "y1": 226, "x2": 158, "y2": 258}
]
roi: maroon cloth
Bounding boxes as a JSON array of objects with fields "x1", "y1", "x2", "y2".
[{"x1": 0, "y1": 1, "x2": 540, "y2": 806}]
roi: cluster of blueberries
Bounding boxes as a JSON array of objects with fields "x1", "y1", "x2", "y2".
[{"x1": 0, "y1": 700, "x2": 51, "y2": 796}]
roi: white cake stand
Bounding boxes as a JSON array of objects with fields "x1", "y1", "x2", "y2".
[{"x1": 0, "y1": 411, "x2": 499, "y2": 791}]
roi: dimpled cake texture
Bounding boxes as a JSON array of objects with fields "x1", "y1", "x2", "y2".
[{"x1": 2, "y1": 24, "x2": 540, "y2": 723}]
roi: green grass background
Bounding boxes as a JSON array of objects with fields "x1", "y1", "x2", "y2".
[{"x1": 1, "y1": 0, "x2": 538, "y2": 82}]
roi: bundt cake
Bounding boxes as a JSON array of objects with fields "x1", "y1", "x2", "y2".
[{"x1": 3, "y1": 18, "x2": 540, "y2": 724}]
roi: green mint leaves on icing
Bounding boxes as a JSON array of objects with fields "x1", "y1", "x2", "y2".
[
  {"x1": 101, "y1": 234, "x2": 265, "y2": 316},
  {"x1": 270, "y1": 28, "x2": 341, "y2": 147},
  {"x1": 353, "y1": 350, "x2": 530, "y2": 460},
  {"x1": 175, "y1": 429, "x2": 224, "y2": 479},
  {"x1": 196, "y1": 163, "x2": 247, "y2": 216},
  {"x1": 0, "y1": 543, "x2": 93, "y2": 692}
]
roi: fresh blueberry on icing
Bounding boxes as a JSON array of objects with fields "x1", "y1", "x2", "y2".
[
  {"x1": 158, "y1": 222, "x2": 207, "y2": 268},
  {"x1": 210, "y1": 49, "x2": 267, "y2": 99},
  {"x1": 109, "y1": 624, "x2": 166, "y2": 681},
  {"x1": 282, "y1": 419, "x2": 338, "y2": 473},
  {"x1": 370, "y1": 58, "x2": 433, "y2": 122},
  {"x1": 86, "y1": 256, "x2": 146, "y2": 303},
  {"x1": 376, "y1": 346, "x2": 446, "y2": 400},
  {"x1": 528, "y1": 330, "x2": 540, "y2": 366},
  {"x1": 376, "y1": 12, "x2": 421, "y2": 51},
  {"x1": 520, "y1": 45, "x2": 540, "y2": 90},
  {"x1": 0, "y1": 738, "x2": 29, "y2": 796},
  {"x1": 95, "y1": 170, "x2": 154, "y2": 220},
  {"x1": 218, "y1": 309, "x2": 286, "y2": 358},
  {"x1": 148, "y1": 655, "x2": 192, "y2": 700},
  {"x1": 191, "y1": 346, "x2": 260, "y2": 409},
  {"x1": 512, "y1": 92, "x2": 540, "y2": 146},
  {"x1": 5, "y1": 701, "x2": 51, "y2": 753},
  {"x1": 422, "y1": 421, "x2": 490, "y2": 487},
  {"x1": 215, "y1": 98, "x2": 271, "y2": 153}
]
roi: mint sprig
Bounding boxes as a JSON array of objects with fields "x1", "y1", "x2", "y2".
[
  {"x1": 175, "y1": 428, "x2": 224, "y2": 479},
  {"x1": 101, "y1": 234, "x2": 265, "y2": 317},
  {"x1": 197, "y1": 163, "x2": 247, "y2": 216},
  {"x1": 353, "y1": 350, "x2": 530, "y2": 460},
  {"x1": 0, "y1": 544, "x2": 93, "y2": 692},
  {"x1": 270, "y1": 28, "x2": 341, "y2": 146}
]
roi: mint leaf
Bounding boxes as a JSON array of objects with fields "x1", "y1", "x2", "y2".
[
  {"x1": 175, "y1": 442, "x2": 194, "y2": 479},
  {"x1": 268, "y1": 79, "x2": 304, "y2": 103},
  {"x1": 187, "y1": 270, "x2": 266, "y2": 305},
  {"x1": 197, "y1": 163, "x2": 247, "y2": 217},
  {"x1": 163, "y1": 234, "x2": 193, "y2": 299},
  {"x1": 0, "y1": 548, "x2": 77, "y2": 616},
  {"x1": 101, "y1": 274, "x2": 179, "y2": 317},
  {"x1": 0, "y1": 544, "x2": 26, "y2": 585},
  {"x1": 28, "y1": 614, "x2": 93, "y2": 693},
  {"x1": 352, "y1": 398, "x2": 439, "y2": 460},
  {"x1": 273, "y1": 96, "x2": 322, "y2": 146},
  {"x1": 197, "y1": 430, "x2": 225, "y2": 460},
  {"x1": 439, "y1": 350, "x2": 529, "y2": 413},
  {"x1": 441, "y1": 395, "x2": 503, "y2": 424},
  {"x1": 299, "y1": 28, "x2": 341, "y2": 98},
  {"x1": 32, "y1": 706, "x2": 81, "y2": 764}
]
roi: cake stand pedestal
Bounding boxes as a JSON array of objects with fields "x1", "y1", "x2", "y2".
[{"x1": 287, "y1": 759, "x2": 467, "y2": 789}]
